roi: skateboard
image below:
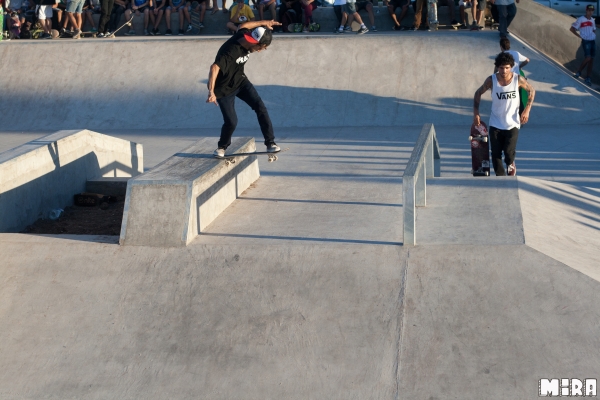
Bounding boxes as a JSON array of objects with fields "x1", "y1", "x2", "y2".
[
  {"x1": 215, "y1": 147, "x2": 289, "y2": 166},
  {"x1": 287, "y1": 23, "x2": 303, "y2": 32},
  {"x1": 308, "y1": 22, "x2": 320, "y2": 31},
  {"x1": 519, "y1": 68, "x2": 528, "y2": 116},
  {"x1": 190, "y1": 1, "x2": 204, "y2": 34},
  {"x1": 50, "y1": 29, "x2": 60, "y2": 39},
  {"x1": 106, "y1": 14, "x2": 134, "y2": 37},
  {"x1": 427, "y1": 0, "x2": 438, "y2": 31},
  {"x1": 469, "y1": 121, "x2": 490, "y2": 176},
  {"x1": 80, "y1": 31, "x2": 98, "y2": 37}
]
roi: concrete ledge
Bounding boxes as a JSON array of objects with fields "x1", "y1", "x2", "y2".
[
  {"x1": 0, "y1": 129, "x2": 143, "y2": 232},
  {"x1": 119, "y1": 137, "x2": 259, "y2": 247}
]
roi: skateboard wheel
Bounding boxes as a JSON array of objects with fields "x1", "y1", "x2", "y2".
[
  {"x1": 485, "y1": 171, "x2": 489, "y2": 176},
  {"x1": 231, "y1": 159, "x2": 236, "y2": 164},
  {"x1": 274, "y1": 156, "x2": 278, "y2": 161},
  {"x1": 483, "y1": 137, "x2": 488, "y2": 143},
  {"x1": 468, "y1": 136, "x2": 473, "y2": 141}
]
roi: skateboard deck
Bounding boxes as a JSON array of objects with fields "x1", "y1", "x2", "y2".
[
  {"x1": 107, "y1": 14, "x2": 134, "y2": 37},
  {"x1": 469, "y1": 122, "x2": 490, "y2": 176},
  {"x1": 519, "y1": 68, "x2": 528, "y2": 116},
  {"x1": 427, "y1": 0, "x2": 438, "y2": 30},
  {"x1": 80, "y1": 31, "x2": 97, "y2": 37},
  {"x1": 309, "y1": 22, "x2": 320, "y2": 31},
  {"x1": 215, "y1": 147, "x2": 289, "y2": 165},
  {"x1": 190, "y1": 1, "x2": 204, "y2": 34}
]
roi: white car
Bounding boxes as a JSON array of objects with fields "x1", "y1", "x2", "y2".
[{"x1": 534, "y1": 0, "x2": 599, "y2": 18}]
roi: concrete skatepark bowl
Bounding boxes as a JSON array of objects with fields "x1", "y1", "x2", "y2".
[{"x1": 1, "y1": 26, "x2": 600, "y2": 399}]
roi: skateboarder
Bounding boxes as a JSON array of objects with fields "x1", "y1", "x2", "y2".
[
  {"x1": 497, "y1": 37, "x2": 529, "y2": 74},
  {"x1": 473, "y1": 52, "x2": 535, "y2": 176},
  {"x1": 207, "y1": 20, "x2": 281, "y2": 157}
]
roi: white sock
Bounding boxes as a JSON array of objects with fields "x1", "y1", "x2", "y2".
[
  {"x1": 360, "y1": 24, "x2": 366, "y2": 29},
  {"x1": 338, "y1": 25, "x2": 344, "y2": 31}
]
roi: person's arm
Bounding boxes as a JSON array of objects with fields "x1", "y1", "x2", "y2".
[
  {"x1": 229, "y1": 3, "x2": 242, "y2": 22},
  {"x1": 473, "y1": 76, "x2": 493, "y2": 126},
  {"x1": 131, "y1": 0, "x2": 137, "y2": 10},
  {"x1": 238, "y1": 19, "x2": 280, "y2": 29},
  {"x1": 207, "y1": 63, "x2": 221, "y2": 105},
  {"x1": 570, "y1": 19, "x2": 581, "y2": 38},
  {"x1": 518, "y1": 74, "x2": 535, "y2": 124},
  {"x1": 520, "y1": 57, "x2": 529, "y2": 69}
]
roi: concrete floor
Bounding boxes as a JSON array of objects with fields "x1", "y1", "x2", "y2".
[{"x1": 1, "y1": 32, "x2": 600, "y2": 399}]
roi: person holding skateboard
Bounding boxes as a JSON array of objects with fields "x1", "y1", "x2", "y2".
[
  {"x1": 207, "y1": 20, "x2": 281, "y2": 157},
  {"x1": 473, "y1": 52, "x2": 535, "y2": 176}
]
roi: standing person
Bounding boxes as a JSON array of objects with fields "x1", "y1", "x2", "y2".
[
  {"x1": 570, "y1": 4, "x2": 596, "y2": 86},
  {"x1": 490, "y1": 0, "x2": 517, "y2": 37},
  {"x1": 343, "y1": 0, "x2": 368, "y2": 33},
  {"x1": 36, "y1": 0, "x2": 58, "y2": 38},
  {"x1": 473, "y1": 52, "x2": 535, "y2": 176},
  {"x1": 97, "y1": 0, "x2": 114, "y2": 36},
  {"x1": 63, "y1": 0, "x2": 85, "y2": 38},
  {"x1": 106, "y1": 0, "x2": 126, "y2": 34},
  {"x1": 207, "y1": 20, "x2": 282, "y2": 157}
]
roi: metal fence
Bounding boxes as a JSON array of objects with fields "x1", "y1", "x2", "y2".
[{"x1": 402, "y1": 123, "x2": 441, "y2": 246}]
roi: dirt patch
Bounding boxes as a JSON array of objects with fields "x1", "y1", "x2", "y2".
[{"x1": 21, "y1": 196, "x2": 125, "y2": 236}]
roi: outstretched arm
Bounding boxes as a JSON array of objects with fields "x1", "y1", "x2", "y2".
[
  {"x1": 518, "y1": 74, "x2": 535, "y2": 124},
  {"x1": 207, "y1": 63, "x2": 220, "y2": 105},
  {"x1": 473, "y1": 76, "x2": 493, "y2": 126},
  {"x1": 239, "y1": 19, "x2": 281, "y2": 30}
]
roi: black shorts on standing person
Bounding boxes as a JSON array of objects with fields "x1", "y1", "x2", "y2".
[{"x1": 206, "y1": 21, "x2": 282, "y2": 157}]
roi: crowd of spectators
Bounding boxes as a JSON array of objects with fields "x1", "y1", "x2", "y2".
[{"x1": 1, "y1": 0, "x2": 523, "y2": 39}]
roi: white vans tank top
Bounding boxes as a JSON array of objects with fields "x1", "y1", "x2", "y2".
[{"x1": 489, "y1": 73, "x2": 520, "y2": 130}]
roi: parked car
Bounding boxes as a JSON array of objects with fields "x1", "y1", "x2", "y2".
[{"x1": 534, "y1": 0, "x2": 599, "y2": 18}]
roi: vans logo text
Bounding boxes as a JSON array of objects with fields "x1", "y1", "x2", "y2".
[{"x1": 496, "y1": 91, "x2": 517, "y2": 100}]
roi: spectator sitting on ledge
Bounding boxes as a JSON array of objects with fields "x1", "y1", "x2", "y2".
[{"x1": 227, "y1": 0, "x2": 254, "y2": 33}]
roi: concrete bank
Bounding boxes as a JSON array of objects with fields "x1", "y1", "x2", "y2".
[
  {"x1": 512, "y1": 0, "x2": 600, "y2": 82},
  {"x1": 1, "y1": 34, "x2": 598, "y2": 132}
]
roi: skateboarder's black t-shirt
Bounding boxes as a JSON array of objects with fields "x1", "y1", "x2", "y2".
[{"x1": 213, "y1": 29, "x2": 251, "y2": 99}]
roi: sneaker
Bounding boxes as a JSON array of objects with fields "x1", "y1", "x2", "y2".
[
  {"x1": 186, "y1": 23, "x2": 192, "y2": 32},
  {"x1": 585, "y1": 77, "x2": 592, "y2": 86},
  {"x1": 105, "y1": 31, "x2": 112, "y2": 37},
  {"x1": 72, "y1": 29, "x2": 81, "y2": 39},
  {"x1": 357, "y1": 26, "x2": 369, "y2": 34},
  {"x1": 574, "y1": 71, "x2": 581, "y2": 78},
  {"x1": 407, "y1": 26, "x2": 416, "y2": 31},
  {"x1": 302, "y1": 27, "x2": 309, "y2": 32},
  {"x1": 393, "y1": 24, "x2": 402, "y2": 30},
  {"x1": 166, "y1": 29, "x2": 172, "y2": 35},
  {"x1": 266, "y1": 143, "x2": 280, "y2": 153},
  {"x1": 450, "y1": 19, "x2": 459, "y2": 25},
  {"x1": 144, "y1": 29, "x2": 150, "y2": 35},
  {"x1": 335, "y1": 28, "x2": 344, "y2": 34},
  {"x1": 125, "y1": 29, "x2": 136, "y2": 35},
  {"x1": 41, "y1": 32, "x2": 52, "y2": 39},
  {"x1": 478, "y1": 25, "x2": 485, "y2": 30},
  {"x1": 154, "y1": 28, "x2": 162, "y2": 35},
  {"x1": 97, "y1": 32, "x2": 105, "y2": 38},
  {"x1": 178, "y1": 29, "x2": 184, "y2": 35},
  {"x1": 507, "y1": 162, "x2": 516, "y2": 176},
  {"x1": 198, "y1": 22, "x2": 204, "y2": 28},
  {"x1": 343, "y1": 25, "x2": 352, "y2": 31},
  {"x1": 91, "y1": 27, "x2": 98, "y2": 33},
  {"x1": 213, "y1": 148, "x2": 225, "y2": 157},
  {"x1": 459, "y1": 23, "x2": 467, "y2": 29},
  {"x1": 371, "y1": 25, "x2": 377, "y2": 32}
]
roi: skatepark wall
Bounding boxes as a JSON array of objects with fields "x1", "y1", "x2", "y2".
[
  {"x1": 511, "y1": 0, "x2": 600, "y2": 83},
  {"x1": 0, "y1": 130, "x2": 143, "y2": 232},
  {"x1": 1, "y1": 34, "x2": 598, "y2": 132}
]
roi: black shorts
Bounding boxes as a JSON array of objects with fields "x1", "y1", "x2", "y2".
[{"x1": 129, "y1": 4, "x2": 149, "y2": 11}]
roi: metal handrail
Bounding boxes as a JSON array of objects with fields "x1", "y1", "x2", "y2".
[{"x1": 402, "y1": 123, "x2": 441, "y2": 246}]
